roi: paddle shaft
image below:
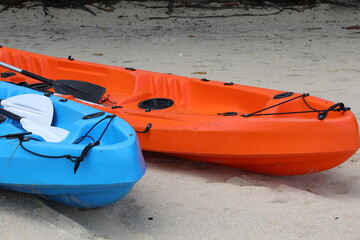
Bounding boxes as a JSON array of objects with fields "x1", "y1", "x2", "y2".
[
  {"x1": 0, "y1": 108, "x2": 22, "y2": 122},
  {"x1": 0, "y1": 61, "x2": 53, "y2": 85},
  {"x1": 0, "y1": 61, "x2": 106, "y2": 103}
]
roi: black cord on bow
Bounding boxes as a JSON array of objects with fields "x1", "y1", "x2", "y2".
[
  {"x1": 72, "y1": 114, "x2": 116, "y2": 174},
  {"x1": 14, "y1": 114, "x2": 116, "y2": 174},
  {"x1": 242, "y1": 94, "x2": 350, "y2": 120}
]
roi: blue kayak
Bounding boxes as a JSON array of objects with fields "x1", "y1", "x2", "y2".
[{"x1": 0, "y1": 81, "x2": 146, "y2": 208}]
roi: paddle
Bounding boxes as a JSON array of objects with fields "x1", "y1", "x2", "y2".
[
  {"x1": 0, "y1": 108, "x2": 69, "y2": 143},
  {"x1": 0, "y1": 94, "x2": 54, "y2": 126},
  {"x1": 0, "y1": 61, "x2": 106, "y2": 103}
]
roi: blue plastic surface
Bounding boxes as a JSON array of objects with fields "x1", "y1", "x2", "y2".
[{"x1": 0, "y1": 82, "x2": 146, "y2": 208}]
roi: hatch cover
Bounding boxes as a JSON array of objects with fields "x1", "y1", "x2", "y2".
[{"x1": 138, "y1": 98, "x2": 174, "y2": 110}]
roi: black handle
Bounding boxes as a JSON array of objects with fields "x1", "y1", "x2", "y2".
[
  {"x1": 317, "y1": 102, "x2": 349, "y2": 120},
  {"x1": 0, "y1": 108, "x2": 22, "y2": 122},
  {"x1": 135, "y1": 123, "x2": 152, "y2": 133},
  {"x1": 21, "y1": 70, "x2": 54, "y2": 86}
]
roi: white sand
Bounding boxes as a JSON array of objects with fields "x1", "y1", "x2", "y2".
[{"x1": 0, "y1": 2, "x2": 360, "y2": 239}]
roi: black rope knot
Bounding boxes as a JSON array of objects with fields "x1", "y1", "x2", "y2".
[
  {"x1": 65, "y1": 154, "x2": 75, "y2": 160},
  {"x1": 73, "y1": 141, "x2": 100, "y2": 174},
  {"x1": 100, "y1": 95, "x2": 116, "y2": 104}
]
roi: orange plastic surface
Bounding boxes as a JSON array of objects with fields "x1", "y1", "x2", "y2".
[{"x1": 1, "y1": 46, "x2": 359, "y2": 175}]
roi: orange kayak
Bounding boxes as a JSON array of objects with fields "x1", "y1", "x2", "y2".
[{"x1": 0, "y1": 46, "x2": 359, "y2": 175}]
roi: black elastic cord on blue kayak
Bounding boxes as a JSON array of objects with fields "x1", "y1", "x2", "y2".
[
  {"x1": 15, "y1": 114, "x2": 116, "y2": 174},
  {"x1": 72, "y1": 114, "x2": 116, "y2": 174},
  {"x1": 73, "y1": 114, "x2": 115, "y2": 144}
]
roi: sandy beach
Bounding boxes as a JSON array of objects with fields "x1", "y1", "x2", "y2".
[{"x1": 0, "y1": 1, "x2": 360, "y2": 239}]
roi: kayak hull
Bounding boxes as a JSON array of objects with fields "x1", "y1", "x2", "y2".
[
  {"x1": 1, "y1": 183, "x2": 136, "y2": 209},
  {"x1": 174, "y1": 151, "x2": 356, "y2": 175},
  {"x1": 0, "y1": 46, "x2": 359, "y2": 175}
]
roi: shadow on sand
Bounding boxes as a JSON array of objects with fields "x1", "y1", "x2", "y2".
[{"x1": 144, "y1": 151, "x2": 360, "y2": 199}]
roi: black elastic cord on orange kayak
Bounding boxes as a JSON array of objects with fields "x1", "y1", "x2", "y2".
[
  {"x1": 241, "y1": 94, "x2": 350, "y2": 120},
  {"x1": 242, "y1": 94, "x2": 308, "y2": 117}
]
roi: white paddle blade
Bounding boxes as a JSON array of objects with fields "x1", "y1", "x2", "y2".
[
  {"x1": 20, "y1": 118, "x2": 69, "y2": 143},
  {"x1": 2, "y1": 94, "x2": 54, "y2": 126}
]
